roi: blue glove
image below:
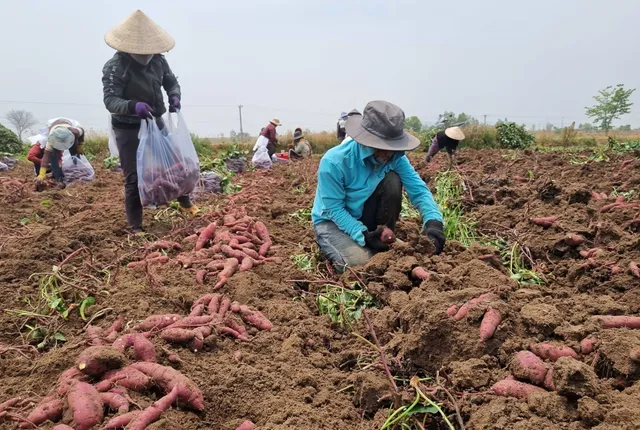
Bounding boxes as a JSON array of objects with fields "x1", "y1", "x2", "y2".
[
  {"x1": 135, "y1": 102, "x2": 154, "y2": 119},
  {"x1": 169, "y1": 96, "x2": 181, "y2": 113}
]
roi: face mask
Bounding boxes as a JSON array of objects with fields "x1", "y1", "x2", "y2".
[{"x1": 131, "y1": 54, "x2": 153, "y2": 65}]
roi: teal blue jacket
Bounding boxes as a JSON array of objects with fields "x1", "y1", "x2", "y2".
[{"x1": 312, "y1": 138, "x2": 443, "y2": 246}]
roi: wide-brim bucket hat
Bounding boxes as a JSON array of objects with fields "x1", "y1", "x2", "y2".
[
  {"x1": 445, "y1": 126, "x2": 465, "y2": 141},
  {"x1": 345, "y1": 100, "x2": 420, "y2": 151},
  {"x1": 105, "y1": 10, "x2": 175, "y2": 55},
  {"x1": 293, "y1": 129, "x2": 304, "y2": 140},
  {"x1": 270, "y1": 118, "x2": 282, "y2": 126}
]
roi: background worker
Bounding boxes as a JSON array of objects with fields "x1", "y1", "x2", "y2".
[
  {"x1": 32, "y1": 118, "x2": 85, "y2": 189},
  {"x1": 425, "y1": 126, "x2": 465, "y2": 163},
  {"x1": 312, "y1": 101, "x2": 445, "y2": 268},
  {"x1": 288, "y1": 128, "x2": 312, "y2": 160},
  {"x1": 102, "y1": 10, "x2": 198, "y2": 233},
  {"x1": 337, "y1": 112, "x2": 348, "y2": 141},
  {"x1": 260, "y1": 118, "x2": 281, "y2": 157}
]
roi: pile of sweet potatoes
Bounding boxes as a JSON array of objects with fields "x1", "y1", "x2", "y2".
[{"x1": 126, "y1": 208, "x2": 275, "y2": 289}]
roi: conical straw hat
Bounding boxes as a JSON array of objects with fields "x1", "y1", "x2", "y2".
[{"x1": 105, "y1": 10, "x2": 175, "y2": 55}]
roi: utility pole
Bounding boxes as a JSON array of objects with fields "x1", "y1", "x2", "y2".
[
  {"x1": 238, "y1": 105, "x2": 244, "y2": 141},
  {"x1": 483, "y1": 114, "x2": 487, "y2": 125},
  {"x1": 561, "y1": 117, "x2": 564, "y2": 128}
]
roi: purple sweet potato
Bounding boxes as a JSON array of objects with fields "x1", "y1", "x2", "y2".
[
  {"x1": 56, "y1": 367, "x2": 90, "y2": 396},
  {"x1": 237, "y1": 305, "x2": 273, "y2": 331},
  {"x1": 126, "y1": 386, "x2": 179, "y2": 430},
  {"x1": 479, "y1": 307, "x2": 502, "y2": 341},
  {"x1": 102, "y1": 411, "x2": 141, "y2": 429},
  {"x1": 76, "y1": 345, "x2": 125, "y2": 377},
  {"x1": 133, "y1": 314, "x2": 182, "y2": 331},
  {"x1": 452, "y1": 293, "x2": 495, "y2": 321},
  {"x1": 100, "y1": 392, "x2": 129, "y2": 414},
  {"x1": 53, "y1": 425, "x2": 75, "y2": 430},
  {"x1": 580, "y1": 337, "x2": 598, "y2": 355},
  {"x1": 509, "y1": 351, "x2": 551, "y2": 385},
  {"x1": 165, "y1": 315, "x2": 215, "y2": 329},
  {"x1": 161, "y1": 328, "x2": 196, "y2": 343},
  {"x1": 529, "y1": 342, "x2": 578, "y2": 361},
  {"x1": 67, "y1": 381, "x2": 104, "y2": 430},
  {"x1": 20, "y1": 396, "x2": 63, "y2": 429},
  {"x1": 95, "y1": 367, "x2": 152, "y2": 392},
  {"x1": 130, "y1": 362, "x2": 205, "y2": 411}
]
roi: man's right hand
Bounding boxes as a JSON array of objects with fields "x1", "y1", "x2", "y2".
[
  {"x1": 135, "y1": 102, "x2": 154, "y2": 119},
  {"x1": 364, "y1": 226, "x2": 391, "y2": 252},
  {"x1": 425, "y1": 155, "x2": 432, "y2": 163}
]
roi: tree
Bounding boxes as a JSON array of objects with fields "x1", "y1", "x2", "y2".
[
  {"x1": 578, "y1": 123, "x2": 595, "y2": 131},
  {"x1": 0, "y1": 123, "x2": 23, "y2": 154},
  {"x1": 229, "y1": 129, "x2": 237, "y2": 139},
  {"x1": 617, "y1": 124, "x2": 631, "y2": 132},
  {"x1": 5, "y1": 110, "x2": 38, "y2": 141},
  {"x1": 405, "y1": 116, "x2": 422, "y2": 133},
  {"x1": 585, "y1": 84, "x2": 635, "y2": 135}
]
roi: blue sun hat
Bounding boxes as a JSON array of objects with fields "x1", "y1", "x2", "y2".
[{"x1": 48, "y1": 125, "x2": 75, "y2": 151}]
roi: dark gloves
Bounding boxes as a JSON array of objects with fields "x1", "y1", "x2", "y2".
[
  {"x1": 422, "y1": 220, "x2": 446, "y2": 254},
  {"x1": 364, "y1": 226, "x2": 391, "y2": 252},
  {"x1": 169, "y1": 96, "x2": 181, "y2": 113},
  {"x1": 135, "y1": 102, "x2": 154, "y2": 119},
  {"x1": 425, "y1": 155, "x2": 432, "y2": 163}
]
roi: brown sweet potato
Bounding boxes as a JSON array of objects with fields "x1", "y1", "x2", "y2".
[
  {"x1": 564, "y1": 233, "x2": 584, "y2": 247},
  {"x1": 133, "y1": 314, "x2": 182, "y2": 331},
  {"x1": 237, "y1": 305, "x2": 273, "y2": 331},
  {"x1": 95, "y1": 367, "x2": 152, "y2": 392},
  {"x1": 195, "y1": 222, "x2": 217, "y2": 251},
  {"x1": 411, "y1": 266, "x2": 431, "y2": 281},
  {"x1": 530, "y1": 342, "x2": 577, "y2": 361},
  {"x1": 67, "y1": 381, "x2": 104, "y2": 430},
  {"x1": 102, "y1": 411, "x2": 141, "y2": 429},
  {"x1": 20, "y1": 397, "x2": 63, "y2": 428},
  {"x1": 214, "y1": 258, "x2": 239, "y2": 290},
  {"x1": 129, "y1": 362, "x2": 205, "y2": 411},
  {"x1": 100, "y1": 392, "x2": 129, "y2": 414},
  {"x1": 479, "y1": 307, "x2": 501, "y2": 341},
  {"x1": 593, "y1": 315, "x2": 640, "y2": 329},
  {"x1": 580, "y1": 337, "x2": 598, "y2": 355},
  {"x1": 490, "y1": 379, "x2": 545, "y2": 399},
  {"x1": 126, "y1": 386, "x2": 179, "y2": 430},
  {"x1": 76, "y1": 345, "x2": 125, "y2": 377},
  {"x1": 509, "y1": 351, "x2": 550, "y2": 385},
  {"x1": 530, "y1": 216, "x2": 557, "y2": 228}
]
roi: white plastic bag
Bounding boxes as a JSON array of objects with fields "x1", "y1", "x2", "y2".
[
  {"x1": 136, "y1": 117, "x2": 199, "y2": 207},
  {"x1": 61, "y1": 153, "x2": 95, "y2": 184},
  {"x1": 252, "y1": 146, "x2": 272, "y2": 169},
  {"x1": 107, "y1": 115, "x2": 119, "y2": 157},
  {"x1": 165, "y1": 111, "x2": 200, "y2": 171},
  {"x1": 253, "y1": 135, "x2": 269, "y2": 152}
]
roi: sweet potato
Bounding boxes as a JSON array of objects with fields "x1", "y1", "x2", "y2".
[
  {"x1": 490, "y1": 379, "x2": 545, "y2": 399},
  {"x1": 127, "y1": 260, "x2": 148, "y2": 269},
  {"x1": 580, "y1": 248, "x2": 603, "y2": 259},
  {"x1": 53, "y1": 425, "x2": 75, "y2": 430},
  {"x1": 380, "y1": 227, "x2": 395, "y2": 244},
  {"x1": 0, "y1": 397, "x2": 26, "y2": 414},
  {"x1": 67, "y1": 381, "x2": 104, "y2": 430},
  {"x1": 207, "y1": 293, "x2": 222, "y2": 315},
  {"x1": 580, "y1": 337, "x2": 598, "y2": 355},
  {"x1": 236, "y1": 420, "x2": 256, "y2": 430},
  {"x1": 85, "y1": 325, "x2": 104, "y2": 346},
  {"x1": 100, "y1": 392, "x2": 129, "y2": 414},
  {"x1": 184, "y1": 233, "x2": 198, "y2": 242},
  {"x1": 239, "y1": 257, "x2": 255, "y2": 272},
  {"x1": 237, "y1": 305, "x2": 273, "y2": 331},
  {"x1": 189, "y1": 304, "x2": 205, "y2": 317},
  {"x1": 145, "y1": 251, "x2": 162, "y2": 260},
  {"x1": 195, "y1": 269, "x2": 207, "y2": 285},
  {"x1": 255, "y1": 221, "x2": 272, "y2": 256},
  {"x1": 225, "y1": 319, "x2": 250, "y2": 341},
  {"x1": 133, "y1": 314, "x2": 182, "y2": 331},
  {"x1": 206, "y1": 261, "x2": 226, "y2": 270},
  {"x1": 96, "y1": 367, "x2": 153, "y2": 392},
  {"x1": 543, "y1": 367, "x2": 555, "y2": 391},
  {"x1": 76, "y1": 345, "x2": 125, "y2": 377},
  {"x1": 192, "y1": 294, "x2": 215, "y2": 308},
  {"x1": 148, "y1": 241, "x2": 182, "y2": 251},
  {"x1": 218, "y1": 296, "x2": 232, "y2": 315},
  {"x1": 452, "y1": 293, "x2": 495, "y2": 321},
  {"x1": 630, "y1": 262, "x2": 640, "y2": 278},
  {"x1": 230, "y1": 301, "x2": 241, "y2": 313},
  {"x1": 132, "y1": 334, "x2": 157, "y2": 362},
  {"x1": 446, "y1": 304, "x2": 458, "y2": 317},
  {"x1": 509, "y1": 351, "x2": 550, "y2": 385},
  {"x1": 104, "y1": 316, "x2": 123, "y2": 337},
  {"x1": 564, "y1": 233, "x2": 584, "y2": 247},
  {"x1": 126, "y1": 386, "x2": 179, "y2": 430},
  {"x1": 102, "y1": 411, "x2": 141, "y2": 429},
  {"x1": 221, "y1": 244, "x2": 251, "y2": 261},
  {"x1": 237, "y1": 247, "x2": 260, "y2": 260},
  {"x1": 630, "y1": 348, "x2": 640, "y2": 362},
  {"x1": 129, "y1": 362, "x2": 205, "y2": 411},
  {"x1": 529, "y1": 342, "x2": 577, "y2": 361},
  {"x1": 593, "y1": 315, "x2": 640, "y2": 329},
  {"x1": 411, "y1": 266, "x2": 431, "y2": 281},
  {"x1": 56, "y1": 367, "x2": 90, "y2": 396},
  {"x1": 146, "y1": 256, "x2": 169, "y2": 265},
  {"x1": 215, "y1": 258, "x2": 239, "y2": 289},
  {"x1": 161, "y1": 328, "x2": 196, "y2": 343},
  {"x1": 195, "y1": 222, "x2": 217, "y2": 251},
  {"x1": 19, "y1": 397, "x2": 63, "y2": 428},
  {"x1": 530, "y1": 216, "x2": 557, "y2": 228},
  {"x1": 165, "y1": 315, "x2": 215, "y2": 329},
  {"x1": 479, "y1": 307, "x2": 501, "y2": 341}
]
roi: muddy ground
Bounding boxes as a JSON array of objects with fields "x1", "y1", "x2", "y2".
[{"x1": 0, "y1": 148, "x2": 639, "y2": 429}]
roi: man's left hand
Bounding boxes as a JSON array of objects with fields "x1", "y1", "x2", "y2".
[
  {"x1": 422, "y1": 220, "x2": 446, "y2": 254},
  {"x1": 169, "y1": 96, "x2": 181, "y2": 113}
]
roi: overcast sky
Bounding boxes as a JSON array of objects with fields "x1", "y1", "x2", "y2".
[{"x1": 1, "y1": 0, "x2": 639, "y2": 137}]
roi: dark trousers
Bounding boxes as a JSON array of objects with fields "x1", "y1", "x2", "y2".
[
  {"x1": 359, "y1": 170, "x2": 402, "y2": 232},
  {"x1": 114, "y1": 123, "x2": 191, "y2": 229},
  {"x1": 267, "y1": 142, "x2": 276, "y2": 157},
  {"x1": 50, "y1": 151, "x2": 63, "y2": 182}
]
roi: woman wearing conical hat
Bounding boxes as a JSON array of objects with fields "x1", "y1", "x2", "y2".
[
  {"x1": 102, "y1": 10, "x2": 199, "y2": 234},
  {"x1": 425, "y1": 126, "x2": 465, "y2": 165}
]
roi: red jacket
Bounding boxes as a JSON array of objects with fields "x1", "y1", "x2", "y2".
[
  {"x1": 27, "y1": 145, "x2": 62, "y2": 166},
  {"x1": 260, "y1": 123, "x2": 278, "y2": 145}
]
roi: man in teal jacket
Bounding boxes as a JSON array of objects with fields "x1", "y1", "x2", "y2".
[{"x1": 312, "y1": 100, "x2": 445, "y2": 267}]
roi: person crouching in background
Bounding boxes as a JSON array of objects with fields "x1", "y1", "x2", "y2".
[
  {"x1": 425, "y1": 126, "x2": 465, "y2": 164},
  {"x1": 289, "y1": 128, "x2": 312, "y2": 160}
]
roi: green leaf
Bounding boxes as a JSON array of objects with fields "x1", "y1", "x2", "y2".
[
  {"x1": 79, "y1": 297, "x2": 96, "y2": 321},
  {"x1": 406, "y1": 404, "x2": 439, "y2": 416},
  {"x1": 20, "y1": 217, "x2": 30, "y2": 225},
  {"x1": 54, "y1": 332, "x2": 67, "y2": 342},
  {"x1": 37, "y1": 339, "x2": 47, "y2": 349},
  {"x1": 41, "y1": 200, "x2": 52, "y2": 206}
]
